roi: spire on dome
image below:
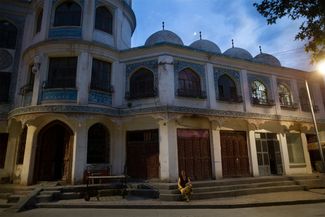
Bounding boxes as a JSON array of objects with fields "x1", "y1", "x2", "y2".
[{"x1": 231, "y1": 39, "x2": 234, "y2": 48}]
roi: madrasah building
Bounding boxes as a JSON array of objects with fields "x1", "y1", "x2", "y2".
[{"x1": 0, "y1": 0, "x2": 324, "y2": 185}]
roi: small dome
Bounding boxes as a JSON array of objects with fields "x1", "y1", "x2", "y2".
[
  {"x1": 223, "y1": 47, "x2": 253, "y2": 60},
  {"x1": 145, "y1": 30, "x2": 184, "y2": 46},
  {"x1": 189, "y1": 39, "x2": 221, "y2": 53},
  {"x1": 254, "y1": 53, "x2": 281, "y2": 67}
]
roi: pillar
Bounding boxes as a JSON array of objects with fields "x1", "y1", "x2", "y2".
[
  {"x1": 248, "y1": 130, "x2": 259, "y2": 176},
  {"x1": 301, "y1": 133, "x2": 313, "y2": 174},
  {"x1": 76, "y1": 52, "x2": 92, "y2": 105},
  {"x1": 21, "y1": 125, "x2": 37, "y2": 185},
  {"x1": 71, "y1": 121, "x2": 88, "y2": 184},
  {"x1": 211, "y1": 126, "x2": 222, "y2": 178},
  {"x1": 206, "y1": 63, "x2": 216, "y2": 109},
  {"x1": 158, "y1": 55, "x2": 175, "y2": 105},
  {"x1": 278, "y1": 133, "x2": 290, "y2": 175}
]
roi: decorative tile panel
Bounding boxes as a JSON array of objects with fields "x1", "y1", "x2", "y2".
[
  {"x1": 174, "y1": 60, "x2": 206, "y2": 95},
  {"x1": 125, "y1": 59, "x2": 158, "y2": 93},
  {"x1": 214, "y1": 67, "x2": 241, "y2": 98},
  {"x1": 49, "y1": 27, "x2": 82, "y2": 38},
  {"x1": 42, "y1": 88, "x2": 77, "y2": 101},
  {"x1": 88, "y1": 90, "x2": 112, "y2": 106}
]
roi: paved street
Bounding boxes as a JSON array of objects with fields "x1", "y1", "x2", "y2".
[{"x1": 1, "y1": 203, "x2": 325, "y2": 217}]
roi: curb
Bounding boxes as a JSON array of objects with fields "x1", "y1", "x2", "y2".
[{"x1": 37, "y1": 198, "x2": 325, "y2": 209}]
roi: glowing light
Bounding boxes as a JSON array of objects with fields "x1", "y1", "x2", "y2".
[
  {"x1": 317, "y1": 60, "x2": 325, "y2": 75},
  {"x1": 193, "y1": 32, "x2": 197, "y2": 36}
]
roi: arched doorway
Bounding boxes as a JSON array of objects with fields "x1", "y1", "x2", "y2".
[{"x1": 34, "y1": 121, "x2": 73, "y2": 183}]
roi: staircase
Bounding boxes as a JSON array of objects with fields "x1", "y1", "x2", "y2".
[
  {"x1": 158, "y1": 176, "x2": 308, "y2": 201},
  {"x1": 0, "y1": 185, "x2": 35, "y2": 208}
]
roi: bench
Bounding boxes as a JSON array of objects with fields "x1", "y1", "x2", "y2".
[{"x1": 84, "y1": 166, "x2": 127, "y2": 201}]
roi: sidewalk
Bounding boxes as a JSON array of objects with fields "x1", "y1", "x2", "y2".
[{"x1": 37, "y1": 189, "x2": 325, "y2": 209}]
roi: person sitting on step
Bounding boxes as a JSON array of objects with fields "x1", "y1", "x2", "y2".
[{"x1": 178, "y1": 170, "x2": 192, "y2": 202}]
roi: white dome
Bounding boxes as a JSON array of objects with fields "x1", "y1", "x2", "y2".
[
  {"x1": 145, "y1": 30, "x2": 183, "y2": 46},
  {"x1": 189, "y1": 39, "x2": 221, "y2": 53},
  {"x1": 254, "y1": 53, "x2": 281, "y2": 67},
  {"x1": 223, "y1": 47, "x2": 253, "y2": 60}
]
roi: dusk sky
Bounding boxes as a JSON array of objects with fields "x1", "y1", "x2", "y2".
[{"x1": 131, "y1": 0, "x2": 313, "y2": 71}]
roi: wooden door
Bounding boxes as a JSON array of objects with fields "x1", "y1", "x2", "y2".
[
  {"x1": 220, "y1": 131, "x2": 250, "y2": 177},
  {"x1": 35, "y1": 122, "x2": 73, "y2": 183},
  {"x1": 177, "y1": 129, "x2": 212, "y2": 180},
  {"x1": 126, "y1": 129, "x2": 159, "y2": 179}
]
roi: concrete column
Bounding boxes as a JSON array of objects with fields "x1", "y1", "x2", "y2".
[
  {"x1": 82, "y1": 0, "x2": 95, "y2": 41},
  {"x1": 248, "y1": 130, "x2": 259, "y2": 176},
  {"x1": 301, "y1": 133, "x2": 313, "y2": 174},
  {"x1": 272, "y1": 75, "x2": 280, "y2": 114},
  {"x1": 21, "y1": 125, "x2": 37, "y2": 185},
  {"x1": 278, "y1": 133, "x2": 290, "y2": 175},
  {"x1": 206, "y1": 63, "x2": 216, "y2": 109},
  {"x1": 159, "y1": 119, "x2": 178, "y2": 181},
  {"x1": 32, "y1": 54, "x2": 47, "y2": 105},
  {"x1": 42, "y1": 0, "x2": 52, "y2": 40},
  {"x1": 111, "y1": 125, "x2": 126, "y2": 175},
  {"x1": 114, "y1": 8, "x2": 123, "y2": 49},
  {"x1": 158, "y1": 55, "x2": 175, "y2": 105},
  {"x1": 76, "y1": 52, "x2": 91, "y2": 105},
  {"x1": 241, "y1": 70, "x2": 250, "y2": 112},
  {"x1": 71, "y1": 121, "x2": 88, "y2": 184},
  {"x1": 211, "y1": 127, "x2": 222, "y2": 178},
  {"x1": 111, "y1": 61, "x2": 125, "y2": 107}
]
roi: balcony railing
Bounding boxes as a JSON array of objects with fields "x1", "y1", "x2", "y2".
[
  {"x1": 90, "y1": 84, "x2": 114, "y2": 94},
  {"x1": 280, "y1": 102, "x2": 299, "y2": 110},
  {"x1": 125, "y1": 88, "x2": 158, "y2": 100},
  {"x1": 218, "y1": 95, "x2": 243, "y2": 103},
  {"x1": 176, "y1": 89, "x2": 207, "y2": 99},
  {"x1": 251, "y1": 97, "x2": 275, "y2": 106}
]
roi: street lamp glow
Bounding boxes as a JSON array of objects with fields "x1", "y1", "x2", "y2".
[{"x1": 317, "y1": 60, "x2": 325, "y2": 75}]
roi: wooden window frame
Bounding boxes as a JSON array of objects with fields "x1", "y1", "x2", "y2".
[
  {"x1": 47, "y1": 57, "x2": 77, "y2": 88},
  {"x1": 87, "y1": 124, "x2": 110, "y2": 164},
  {"x1": 95, "y1": 6, "x2": 113, "y2": 34},
  {"x1": 53, "y1": 1, "x2": 82, "y2": 27}
]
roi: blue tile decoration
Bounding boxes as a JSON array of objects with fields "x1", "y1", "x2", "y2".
[
  {"x1": 125, "y1": 59, "x2": 158, "y2": 94},
  {"x1": 49, "y1": 27, "x2": 82, "y2": 38},
  {"x1": 214, "y1": 67, "x2": 241, "y2": 98},
  {"x1": 174, "y1": 60, "x2": 206, "y2": 95},
  {"x1": 247, "y1": 73, "x2": 273, "y2": 99},
  {"x1": 42, "y1": 88, "x2": 77, "y2": 101},
  {"x1": 88, "y1": 90, "x2": 112, "y2": 106}
]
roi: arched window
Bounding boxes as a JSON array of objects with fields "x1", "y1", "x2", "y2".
[
  {"x1": 218, "y1": 75, "x2": 237, "y2": 101},
  {"x1": 129, "y1": 68, "x2": 155, "y2": 99},
  {"x1": 35, "y1": 9, "x2": 43, "y2": 33},
  {"x1": 54, "y1": 1, "x2": 81, "y2": 27},
  {"x1": 278, "y1": 83, "x2": 292, "y2": 106},
  {"x1": 0, "y1": 20, "x2": 17, "y2": 49},
  {"x1": 251, "y1": 80, "x2": 268, "y2": 104},
  {"x1": 95, "y1": 6, "x2": 113, "y2": 34},
  {"x1": 299, "y1": 87, "x2": 310, "y2": 112},
  {"x1": 178, "y1": 68, "x2": 202, "y2": 98},
  {"x1": 87, "y1": 124, "x2": 110, "y2": 164}
]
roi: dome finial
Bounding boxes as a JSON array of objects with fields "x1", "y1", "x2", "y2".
[
  {"x1": 259, "y1": 45, "x2": 262, "y2": 54},
  {"x1": 162, "y1": 21, "x2": 165, "y2": 30},
  {"x1": 231, "y1": 39, "x2": 234, "y2": 48},
  {"x1": 199, "y1": 31, "x2": 202, "y2": 40}
]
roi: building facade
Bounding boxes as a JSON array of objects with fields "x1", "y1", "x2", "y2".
[{"x1": 0, "y1": 0, "x2": 325, "y2": 185}]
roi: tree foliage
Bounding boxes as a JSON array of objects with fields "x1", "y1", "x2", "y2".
[{"x1": 253, "y1": 0, "x2": 325, "y2": 63}]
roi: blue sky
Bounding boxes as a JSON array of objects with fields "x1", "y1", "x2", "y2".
[{"x1": 131, "y1": 0, "x2": 312, "y2": 71}]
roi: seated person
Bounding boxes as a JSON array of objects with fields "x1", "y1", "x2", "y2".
[{"x1": 178, "y1": 170, "x2": 192, "y2": 202}]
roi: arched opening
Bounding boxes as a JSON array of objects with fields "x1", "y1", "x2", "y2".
[
  {"x1": 95, "y1": 6, "x2": 113, "y2": 34},
  {"x1": 251, "y1": 80, "x2": 268, "y2": 104},
  {"x1": 218, "y1": 74, "x2": 237, "y2": 101},
  {"x1": 0, "y1": 20, "x2": 17, "y2": 49},
  {"x1": 129, "y1": 68, "x2": 155, "y2": 99},
  {"x1": 178, "y1": 68, "x2": 202, "y2": 98},
  {"x1": 34, "y1": 121, "x2": 73, "y2": 183},
  {"x1": 54, "y1": 1, "x2": 81, "y2": 27},
  {"x1": 87, "y1": 123, "x2": 110, "y2": 164},
  {"x1": 16, "y1": 126, "x2": 27, "y2": 165},
  {"x1": 35, "y1": 9, "x2": 43, "y2": 34},
  {"x1": 278, "y1": 83, "x2": 293, "y2": 106}
]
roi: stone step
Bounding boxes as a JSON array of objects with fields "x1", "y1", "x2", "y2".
[
  {"x1": 0, "y1": 193, "x2": 10, "y2": 199},
  {"x1": 159, "y1": 185, "x2": 304, "y2": 201},
  {"x1": 7, "y1": 195, "x2": 22, "y2": 203},
  {"x1": 36, "y1": 194, "x2": 53, "y2": 203},
  {"x1": 296, "y1": 179, "x2": 325, "y2": 189},
  {"x1": 160, "y1": 180, "x2": 297, "y2": 194},
  {"x1": 127, "y1": 189, "x2": 159, "y2": 199},
  {"x1": 59, "y1": 192, "x2": 81, "y2": 200},
  {"x1": 154, "y1": 176, "x2": 290, "y2": 190},
  {"x1": 290, "y1": 175, "x2": 323, "y2": 180}
]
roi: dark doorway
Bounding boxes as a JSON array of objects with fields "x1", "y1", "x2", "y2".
[
  {"x1": 220, "y1": 131, "x2": 250, "y2": 177},
  {"x1": 34, "y1": 121, "x2": 73, "y2": 183},
  {"x1": 177, "y1": 129, "x2": 212, "y2": 181},
  {"x1": 0, "y1": 133, "x2": 9, "y2": 168},
  {"x1": 126, "y1": 129, "x2": 159, "y2": 179},
  {"x1": 255, "y1": 133, "x2": 283, "y2": 176}
]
